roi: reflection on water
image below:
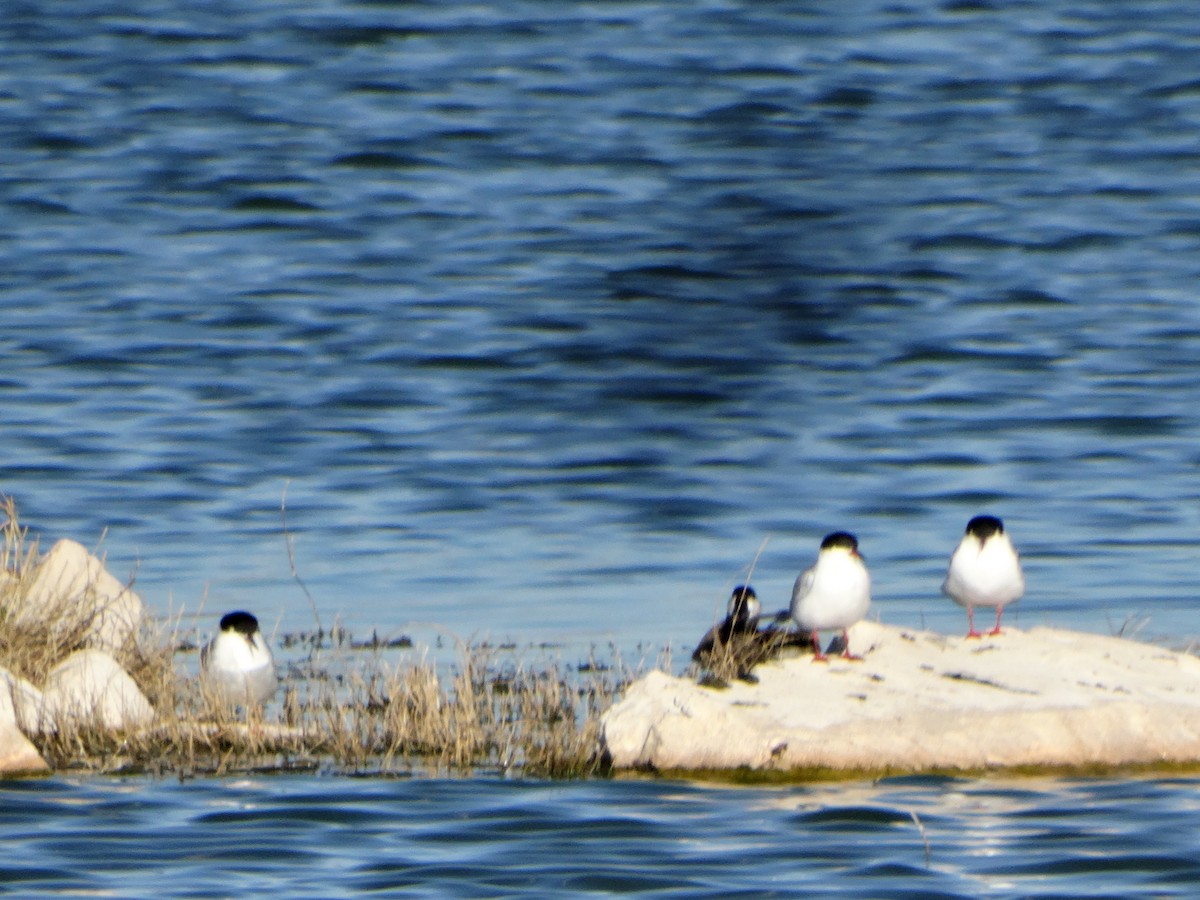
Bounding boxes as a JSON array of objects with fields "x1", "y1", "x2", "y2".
[
  {"x1": 5, "y1": 2, "x2": 1200, "y2": 894},
  {"x1": 1, "y1": 774, "x2": 1199, "y2": 897}
]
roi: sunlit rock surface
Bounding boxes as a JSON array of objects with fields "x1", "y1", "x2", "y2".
[
  {"x1": 0, "y1": 669, "x2": 48, "y2": 774},
  {"x1": 16, "y1": 539, "x2": 145, "y2": 653},
  {"x1": 39, "y1": 649, "x2": 155, "y2": 733},
  {"x1": 602, "y1": 621, "x2": 1200, "y2": 774},
  {"x1": 0, "y1": 666, "x2": 46, "y2": 738}
]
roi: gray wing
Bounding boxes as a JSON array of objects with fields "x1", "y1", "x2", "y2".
[{"x1": 789, "y1": 565, "x2": 815, "y2": 617}]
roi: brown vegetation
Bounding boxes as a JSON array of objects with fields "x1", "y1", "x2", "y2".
[{"x1": 0, "y1": 498, "x2": 637, "y2": 778}]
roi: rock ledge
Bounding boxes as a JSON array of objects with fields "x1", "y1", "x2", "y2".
[{"x1": 601, "y1": 621, "x2": 1200, "y2": 775}]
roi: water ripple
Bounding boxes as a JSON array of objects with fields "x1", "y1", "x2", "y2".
[
  {"x1": 0, "y1": 775, "x2": 1182, "y2": 897},
  {"x1": 6, "y1": 1, "x2": 1200, "y2": 888}
]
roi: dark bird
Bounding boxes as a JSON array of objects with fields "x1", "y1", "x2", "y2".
[{"x1": 693, "y1": 586, "x2": 807, "y2": 685}]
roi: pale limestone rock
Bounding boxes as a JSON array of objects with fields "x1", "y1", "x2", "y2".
[
  {"x1": 0, "y1": 668, "x2": 48, "y2": 773},
  {"x1": 15, "y1": 538, "x2": 144, "y2": 653},
  {"x1": 39, "y1": 649, "x2": 154, "y2": 733},
  {"x1": 0, "y1": 666, "x2": 46, "y2": 737},
  {"x1": 602, "y1": 621, "x2": 1200, "y2": 774}
]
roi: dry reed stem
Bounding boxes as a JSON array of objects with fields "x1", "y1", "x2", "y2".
[{"x1": 0, "y1": 497, "x2": 102, "y2": 687}]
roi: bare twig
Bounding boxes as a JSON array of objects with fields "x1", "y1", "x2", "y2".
[
  {"x1": 744, "y1": 535, "x2": 770, "y2": 587},
  {"x1": 281, "y1": 480, "x2": 322, "y2": 633}
]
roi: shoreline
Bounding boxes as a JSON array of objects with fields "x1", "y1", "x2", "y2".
[{"x1": 7, "y1": 504, "x2": 1200, "y2": 782}]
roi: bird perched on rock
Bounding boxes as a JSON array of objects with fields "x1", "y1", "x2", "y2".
[
  {"x1": 200, "y1": 611, "x2": 277, "y2": 708},
  {"x1": 789, "y1": 532, "x2": 871, "y2": 662},
  {"x1": 692, "y1": 585, "x2": 761, "y2": 663},
  {"x1": 942, "y1": 514, "x2": 1024, "y2": 638},
  {"x1": 693, "y1": 585, "x2": 802, "y2": 684}
]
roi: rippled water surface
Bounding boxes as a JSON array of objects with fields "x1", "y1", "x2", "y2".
[
  {"x1": 3, "y1": 773, "x2": 1200, "y2": 898},
  {"x1": 5, "y1": 0, "x2": 1200, "y2": 650},
  {"x1": 4, "y1": 0, "x2": 1200, "y2": 893}
]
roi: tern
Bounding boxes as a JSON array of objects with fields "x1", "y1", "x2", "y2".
[
  {"x1": 692, "y1": 585, "x2": 761, "y2": 663},
  {"x1": 200, "y1": 610, "x2": 277, "y2": 707},
  {"x1": 942, "y1": 515, "x2": 1024, "y2": 638},
  {"x1": 789, "y1": 532, "x2": 871, "y2": 662}
]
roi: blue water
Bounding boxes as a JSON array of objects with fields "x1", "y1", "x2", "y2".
[
  {"x1": 4, "y1": 0, "x2": 1200, "y2": 894},
  {"x1": 3, "y1": 773, "x2": 1200, "y2": 898},
  {"x1": 5, "y1": 0, "x2": 1200, "y2": 651}
]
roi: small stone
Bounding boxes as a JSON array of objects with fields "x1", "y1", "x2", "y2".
[{"x1": 40, "y1": 649, "x2": 154, "y2": 733}]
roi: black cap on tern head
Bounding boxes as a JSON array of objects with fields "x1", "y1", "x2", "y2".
[
  {"x1": 727, "y1": 585, "x2": 759, "y2": 623},
  {"x1": 729, "y1": 584, "x2": 757, "y2": 605},
  {"x1": 965, "y1": 515, "x2": 1004, "y2": 541},
  {"x1": 219, "y1": 611, "x2": 261, "y2": 635},
  {"x1": 820, "y1": 532, "x2": 859, "y2": 553}
]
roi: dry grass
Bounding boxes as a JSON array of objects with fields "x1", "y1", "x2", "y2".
[
  {"x1": 0, "y1": 496, "x2": 63, "y2": 685},
  {"x1": 0, "y1": 497, "x2": 638, "y2": 778},
  {"x1": 0, "y1": 497, "x2": 150, "y2": 688},
  {"x1": 127, "y1": 641, "x2": 625, "y2": 778},
  {"x1": 690, "y1": 624, "x2": 809, "y2": 686}
]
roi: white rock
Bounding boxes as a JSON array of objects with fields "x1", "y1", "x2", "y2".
[
  {"x1": 0, "y1": 666, "x2": 46, "y2": 737},
  {"x1": 40, "y1": 649, "x2": 154, "y2": 733},
  {"x1": 17, "y1": 539, "x2": 144, "y2": 653},
  {"x1": 0, "y1": 668, "x2": 48, "y2": 773},
  {"x1": 601, "y1": 621, "x2": 1200, "y2": 774}
]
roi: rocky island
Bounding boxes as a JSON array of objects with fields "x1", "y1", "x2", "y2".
[{"x1": 601, "y1": 620, "x2": 1200, "y2": 777}]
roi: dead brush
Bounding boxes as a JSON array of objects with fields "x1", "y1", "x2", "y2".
[
  {"x1": 0, "y1": 496, "x2": 644, "y2": 777},
  {"x1": 690, "y1": 625, "x2": 808, "y2": 686},
  {"x1": 507, "y1": 663, "x2": 608, "y2": 777},
  {"x1": 0, "y1": 497, "x2": 74, "y2": 686},
  {"x1": 33, "y1": 633, "x2": 632, "y2": 778},
  {"x1": 353, "y1": 645, "x2": 633, "y2": 776},
  {"x1": 0, "y1": 497, "x2": 149, "y2": 688},
  {"x1": 0, "y1": 496, "x2": 35, "y2": 577}
]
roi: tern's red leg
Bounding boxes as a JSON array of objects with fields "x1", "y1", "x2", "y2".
[
  {"x1": 987, "y1": 607, "x2": 1004, "y2": 637},
  {"x1": 841, "y1": 628, "x2": 863, "y2": 661},
  {"x1": 965, "y1": 606, "x2": 982, "y2": 639},
  {"x1": 810, "y1": 630, "x2": 829, "y2": 663}
]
